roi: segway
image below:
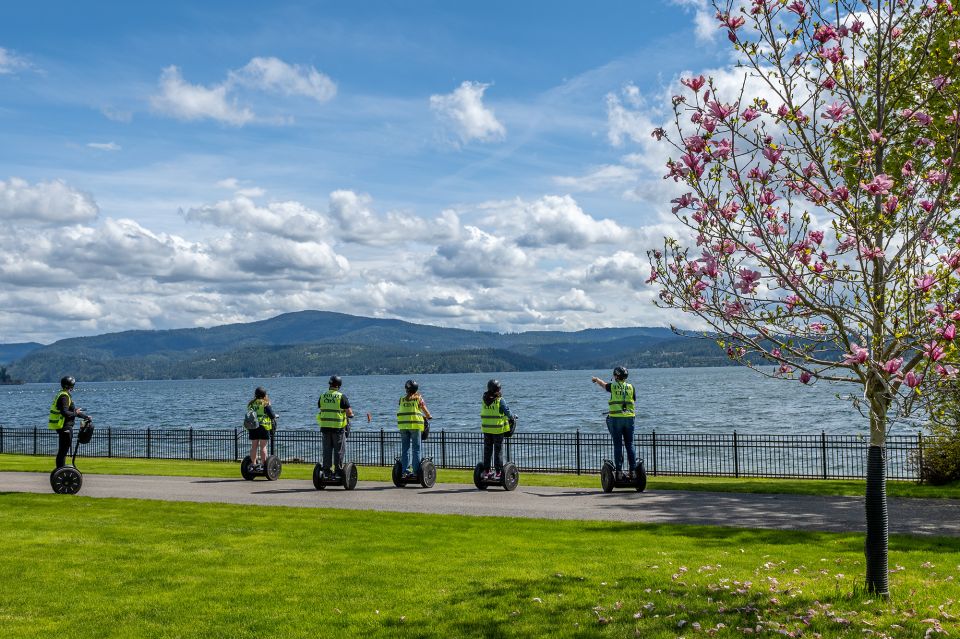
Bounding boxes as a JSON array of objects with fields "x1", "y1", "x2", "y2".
[
  {"x1": 312, "y1": 461, "x2": 358, "y2": 490},
  {"x1": 600, "y1": 459, "x2": 647, "y2": 492},
  {"x1": 473, "y1": 461, "x2": 520, "y2": 491},
  {"x1": 50, "y1": 418, "x2": 93, "y2": 495},
  {"x1": 392, "y1": 456, "x2": 437, "y2": 488},
  {"x1": 240, "y1": 454, "x2": 282, "y2": 481}
]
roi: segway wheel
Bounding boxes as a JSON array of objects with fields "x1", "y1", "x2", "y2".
[
  {"x1": 343, "y1": 463, "x2": 358, "y2": 490},
  {"x1": 473, "y1": 462, "x2": 487, "y2": 490},
  {"x1": 420, "y1": 459, "x2": 436, "y2": 488},
  {"x1": 634, "y1": 460, "x2": 648, "y2": 493},
  {"x1": 312, "y1": 463, "x2": 326, "y2": 490},
  {"x1": 502, "y1": 462, "x2": 519, "y2": 491},
  {"x1": 392, "y1": 459, "x2": 404, "y2": 488},
  {"x1": 264, "y1": 455, "x2": 282, "y2": 481},
  {"x1": 51, "y1": 466, "x2": 83, "y2": 495},
  {"x1": 240, "y1": 456, "x2": 255, "y2": 481},
  {"x1": 600, "y1": 461, "x2": 615, "y2": 493}
]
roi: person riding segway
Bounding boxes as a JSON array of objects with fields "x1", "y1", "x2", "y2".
[
  {"x1": 392, "y1": 379, "x2": 437, "y2": 488},
  {"x1": 591, "y1": 366, "x2": 646, "y2": 492},
  {"x1": 312, "y1": 375, "x2": 358, "y2": 490},
  {"x1": 473, "y1": 379, "x2": 520, "y2": 491},
  {"x1": 47, "y1": 376, "x2": 93, "y2": 494},
  {"x1": 240, "y1": 386, "x2": 281, "y2": 481}
]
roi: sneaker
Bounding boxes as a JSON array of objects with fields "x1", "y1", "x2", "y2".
[
  {"x1": 493, "y1": 472, "x2": 503, "y2": 481},
  {"x1": 481, "y1": 470, "x2": 492, "y2": 480}
]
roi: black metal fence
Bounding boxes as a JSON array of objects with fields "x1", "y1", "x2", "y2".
[{"x1": 0, "y1": 426, "x2": 929, "y2": 480}]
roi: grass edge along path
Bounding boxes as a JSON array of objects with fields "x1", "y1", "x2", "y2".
[
  {"x1": 2, "y1": 493, "x2": 959, "y2": 639},
  {"x1": 2, "y1": 452, "x2": 959, "y2": 498}
]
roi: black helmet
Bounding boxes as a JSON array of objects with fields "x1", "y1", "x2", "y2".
[
  {"x1": 404, "y1": 379, "x2": 419, "y2": 394},
  {"x1": 613, "y1": 366, "x2": 628, "y2": 380},
  {"x1": 328, "y1": 375, "x2": 342, "y2": 388},
  {"x1": 486, "y1": 379, "x2": 501, "y2": 394},
  {"x1": 60, "y1": 376, "x2": 75, "y2": 389},
  {"x1": 254, "y1": 386, "x2": 267, "y2": 399}
]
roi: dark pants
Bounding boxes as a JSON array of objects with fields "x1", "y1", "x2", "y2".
[
  {"x1": 483, "y1": 433, "x2": 504, "y2": 472},
  {"x1": 56, "y1": 428, "x2": 73, "y2": 469},
  {"x1": 321, "y1": 427, "x2": 346, "y2": 473},
  {"x1": 606, "y1": 416, "x2": 636, "y2": 472}
]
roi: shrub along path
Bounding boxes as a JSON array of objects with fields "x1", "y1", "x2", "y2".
[{"x1": 3, "y1": 470, "x2": 959, "y2": 536}]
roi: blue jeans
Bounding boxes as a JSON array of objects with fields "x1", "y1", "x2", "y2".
[
  {"x1": 400, "y1": 429, "x2": 421, "y2": 474},
  {"x1": 606, "y1": 416, "x2": 636, "y2": 472}
]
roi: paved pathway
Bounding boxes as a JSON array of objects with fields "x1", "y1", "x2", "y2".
[{"x1": 3, "y1": 471, "x2": 958, "y2": 536}]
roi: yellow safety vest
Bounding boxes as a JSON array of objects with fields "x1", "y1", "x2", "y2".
[
  {"x1": 608, "y1": 382, "x2": 636, "y2": 418},
  {"x1": 397, "y1": 396, "x2": 424, "y2": 431},
  {"x1": 481, "y1": 398, "x2": 509, "y2": 435},
  {"x1": 48, "y1": 390, "x2": 71, "y2": 430},
  {"x1": 248, "y1": 399, "x2": 274, "y2": 431},
  {"x1": 316, "y1": 390, "x2": 347, "y2": 429}
]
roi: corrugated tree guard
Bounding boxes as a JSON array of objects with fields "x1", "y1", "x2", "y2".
[{"x1": 865, "y1": 445, "x2": 889, "y2": 596}]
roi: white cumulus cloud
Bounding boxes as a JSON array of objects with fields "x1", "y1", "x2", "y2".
[
  {"x1": 0, "y1": 47, "x2": 32, "y2": 74},
  {"x1": 228, "y1": 57, "x2": 336, "y2": 103},
  {"x1": 185, "y1": 196, "x2": 329, "y2": 242},
  {"x1": 481, "y1": 195, "x2": 630, "y2": 248},
  {"x1": 0, "y1": 177, "x2": 99, "y2": 225},
  {"x1": 430, "y1": 81, "x2": 506, "y2": 144},
  {"x1": 151, "y1": 65, "x2": 254, "y2": 126},
  {"x1": 87, "y1": 142, "x2": 121, "y2": 151}
]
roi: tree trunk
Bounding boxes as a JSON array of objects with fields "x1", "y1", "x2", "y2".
[{"x1": 865, "y1": 403, "x2": 890, "y2": 597}]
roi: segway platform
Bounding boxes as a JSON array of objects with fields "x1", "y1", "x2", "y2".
[
  {"x1": 313, "y1": 462, "x2": 358, "y2": 490},
  {"x1": 50, "y1": 419, "x2": 94, "y2": 495},
  {"x1": 241, "y1": 455, "x2": 282, "y2": 481},
  {"x1": 473, "y1": 461, "x2": 519, "y2": 491},
  {"x1": 391, "y1": 457, "x2": 437, "y2": 488},
  {"x1": 600, "y1": 459, "x2": 647, "y2": 492}
]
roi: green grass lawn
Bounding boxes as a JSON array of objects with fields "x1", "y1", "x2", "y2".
[
  {"x1": 1, "y1": 493, "x2": 958, "y2": 638},
  {"x1": 3, "y1": 452, "x2": 960, "y2": 498}
]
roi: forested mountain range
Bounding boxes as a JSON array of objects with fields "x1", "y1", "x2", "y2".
[{"x1": 4, "y1": 311, "x2": 736, "y2": 382}]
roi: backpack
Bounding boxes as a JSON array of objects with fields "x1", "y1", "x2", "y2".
[{"x1": 243, "y1": 407, "x2": 260, "y2": 431}]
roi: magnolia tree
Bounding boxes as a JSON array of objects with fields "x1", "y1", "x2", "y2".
[{"x1": 647, "y1": 0, "x2": 960, "y2": 596}]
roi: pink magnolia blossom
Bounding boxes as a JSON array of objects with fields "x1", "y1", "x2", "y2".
[
  {"x1": 768, "y1": 222, "x2": 787, "y2": 235},
  {"x1": 932, "y1": 75, "x2": 951, "y2": 91},
  {"x1": 913, "y1": 111, "x2": 933, "y2": 126},
  {"x1": 915, "y1": 274, "x2": 936, "y2": 292},
  {"x1": 914, "y1": 137, "x2": 935, "y2": 147},
  {"x1": 926, "y1": 170, "x2": 948, "y2": 184},
  {"x1": 842, "y1": 343, "x2": 869, "y2": 365},
  {"x1": 850, "y1": 20, "x2": 864, "y2": 34},
  {"x1": 799, "y1": 371, "x2": 812, "y2": 384},
  {"x1": 869, "y1": 129, "x2": 885, "y2": 144},
  {"x1": 762, "y1": 146, "x2": 782, "y2": 164},
  {"x1": 937, "y1": 364, "x2": 958, "y2": 378},
  {"x1": 821, "y1": 77, "x2": 837, "y2": 90},
  {"x1": 701, "y1": 117, "x2": 717, "y2": 133},
  {"x1": 819, "y1": 46, "x2": 845, "y2": 64},
  {"x1": 681, "y1": 75, "x2": 706, "y2": 92},
  {"x1": 862, "y1": 246, "x2": 885, "y2": 260},
  {"x1": 891, "y1": 26, "x2": 903, "y2": 39},
  {"x1": 787, "y1": 1, "x2": 807, "y2": 17},
  {"x1": 925, "y1": 341, "x2": 946, "y2": 361},
  {"x1": 736, "y1": 269, "x2": 762, "y2": 294},
  {"x1": 711, "y1": 138, "x2": 733, "y2": 160},
  {"x1": 861, "y1": 174, "x2": 894, "y2": 195},
  {"x1": 785, "y1": 295, "x2": 802, "y2": 310},
  {"x1": 684, "y1": 135, "x2": 707, "y2": 152},
  {"x1": 809, "y1": 230, "x2": 825, "y2": 245},
  {"x1": 810, "y1": 322, "x2": 827, "y2": 332},
  {"x1": 778, "y1": 363, "x2": 795, "y2": 375},
  {"x1": 707, "y1": 101, "x2": 737, "y2": 120},
  {"x1": 882, "y1": 358, "x2": 903, "y2": 375},
  {"x1": 884, "y1": 196, "x2": 898, "y2": 214},
  {"x1": 919, "y1": 200, "x2": 935, "y2": 212},
  {"x1": 670, "y1": 193, "x2": 695, "y2": 213},
  {"x1": 645, "y1": 269, "x2": 658, "y2": 284},
  {"x1": 904, "y1": 371, "x2": 922, "y2": 388},
  {"x1": 681, "y1": 153, "x2": 705, "y2": 178},
  {"x1": 939, "y1": 324, "x2": 956, "y2": 341},
  {"x1": 814, "y1": 24, "x2": 838, "y2": 43},
  {"x1": 758, "y1": 190, "x2": 778, "y2": 205},
  {"x1": 822, "y1": 101, "x2": 853, "y2": 121},
  {"x1": 901, "y1": 160, "x2": 914, "y2": 176},
  {"x1": 742, "y1": 107, "x2": 760, "y2": 121}
]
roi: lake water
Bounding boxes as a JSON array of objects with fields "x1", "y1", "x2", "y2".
[{"x1": 0, "y1": 367, "x2": 912, "y2": 436}]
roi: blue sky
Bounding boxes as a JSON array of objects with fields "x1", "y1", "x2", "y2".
[{"x1": 0, "y1": 0, "x2": 730, "y2": 343}]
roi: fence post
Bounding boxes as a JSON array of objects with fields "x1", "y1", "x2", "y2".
[
  {"x1": 233, "y1": 428, "x2": 239, "y2": 461},
  {"x1": 189, "y1": 428, "x2": 194, "y2": 460},
  {"x1": 821, "y1": 430, "x2": 828, "y2": 480},
  {"x1": 733, "y1": 430, "x2": 739, "y2": 478},
  {"x1": 33, "y1": 426, "x2": 38, "y2": 455},
  {"x1": 651, "y1": 430, "x2": 658, "y2": 476},
  {"x1": 379, "y1": 429, "x2": 385, "y2": 467},
  {"x1": 441, "y1": 430, "x2": 447, "y2": 469},
  {"x1": 146, "y1": 428, "x2": 152, "y2": 459},
  {"x1": 917, "y1": 431, "x2": 924, "y2": 483},
  {"x1": 270, "y1": 430, "x2": 276, "y2": 456},
  {"x1": 108, "y1": 428, "x2": 112, "y2": 458},
  {"x1": 0, "y1": 425, "x2": 3, "y2": 454},
  {"x1": 575, "y1": 429, "x2": 581, "y2": 475}
]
